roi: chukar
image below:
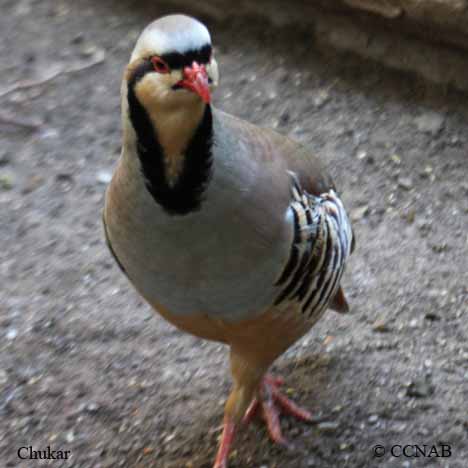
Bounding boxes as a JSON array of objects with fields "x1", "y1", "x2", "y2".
[{"x1": 104, "y1": 14, "x2": 355, "y2": 468}]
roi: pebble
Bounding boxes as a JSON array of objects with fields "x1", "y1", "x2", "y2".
[
  {"x1": 397, "y1": 176, "x2": 413, "y2": 190},
  {"x1": 368, "y1": 414, "x2": 379, "y2": 424},
  {"x1": 0, "y1": 174, "x2": 14, "y2": 190},
  {"x1": 6, "y1": 328, "x2": 18, "y2": 340},
  {"x1": 389, "y1": 153, "x2": 401, "y2": 165},
  {"x1": 406, "y1": 379, "x2": 434, "y2": 398},
  {"x1": 317, "y1": 421, "x2": 339, "y2": 433},
  {"x1": 400, "y1": 207, "x2": 416, "y2": 223},
  {"x1": 312, "y1": 89, "x2": 330, "y2": 108},
  {"x1": 414, "y1": 111, "x2": 444, "y2": 135},
  {"x1": 351, "y1": 205, "x2": 369, "y2": 222},
  {"x1": 373, "y1": 319, "x2": 391, "y2": 333},
  {"x1": 85, "y1": 402, "x2": 100, "y2": 414},
  {"x1": 22, "y1": 175, "x2": 44, "y2": 194},
  {"x1": 0, "y1": 151, "x2": 10, "y2": 166},
  {"x1": 0, "y1": 369, "x2": 8, "y2": 385},
  {"x1": 97, "y1": 170, "x2": 112, "y2": 184}
]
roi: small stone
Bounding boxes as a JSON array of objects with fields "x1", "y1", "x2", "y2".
[
  {"x1": 85, "y1": 402, "x2": 100, "y2": 414},
  {"x1": 406, "y1": 379, "x2": 434, "y2": 398},
  {"x1": 351, "y1": 205, "x2": 369, "y2": 222},
  {"x1": 22, "y1": 175, "x2": 44, "y2": 194},
  {"x1": 414, "y1": 112, "x2": 444, "y2": 135},
  {"x1": 97, "y1": 170, "x2": 112, "y2": 184},
  {"x1": 368, "y1": 414, "x2": 379, "y2": 424},
  {"x1": 431, "y1": 243, "x2": 448, "y2": 253},
  {"x1": 323, "y1": 335, "x2": 334, "y2": 346},
  {"x1": 420, "y1": 165, "x2": 435, "y2": 180},
  {"x1": 400, "y1": 208, "x2": 416, "y2": 223},
  {"x1": 317, "y1": 421, "x2": 339, "y2": 433},
  {"x1": 279, "y1": 110, "x2": 290, "y2": 125},
  {"x1": 373, "y1": 320, "x2": 391, "y2": 333},
  {"x1": 0, "y1": 174, "x2": 14, "y2": 190},
  {"x1": 0, "y1": 151, "x2": 11, "y2": 166},
  {"x1": 389, "y1": 153, "x2": 401, "y2": 165},
  {"x1": 313, "y1": 89, "x2": 330, "y2": 108},
  {"x1": 71, "y1": 33, "x2": 85, "y2": 45},
  {"x1": 6, "y1": 328, "x2": 17, "y2": 340},
  {"x1": 425, "y1": 312, "x2": 441, "y2": 321},
  {"x1": 416, "y1": 219, "x2": 431, "y2": 235},
  {"x1": 80, "y1": 44, "x2": 97, "y2": 58},
  {"x1": 397, "y1": 176, "x2": 413, "y2": 190},
  {"x1": 0, "y1": 369, "x2": 8, "y2": 385},
  {"x1": 408, "y1": 318, "x2": 418, "y2": 328}
]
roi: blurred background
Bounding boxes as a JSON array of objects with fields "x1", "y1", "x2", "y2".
[{"x1": 1, "y1": 0, "x2": 467, "y2": 467}]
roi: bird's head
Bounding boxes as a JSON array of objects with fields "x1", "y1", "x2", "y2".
[{"x1": 124, "y1": 15, "x2": 218, "y2": 110}]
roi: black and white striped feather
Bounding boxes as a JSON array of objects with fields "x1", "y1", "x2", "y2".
[{"x1": 274, "y1": 172, "x2": 353, "y2": 321}]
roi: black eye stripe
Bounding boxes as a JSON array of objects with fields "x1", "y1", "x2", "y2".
[
  {"x1": 128, "y1": 44, "x2": 212, "y2": 85},
  {"x1": 160, "y1": 44, "x2": 212, "y2": 70}
]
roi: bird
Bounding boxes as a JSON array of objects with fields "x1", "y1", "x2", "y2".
[{"x1": 103, "y1": 14, "x2": 355, "y2": 468}]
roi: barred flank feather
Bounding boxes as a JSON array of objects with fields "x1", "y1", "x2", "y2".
[{"x1": 274, "y1": 172, "x2": 353, "y2": 320}]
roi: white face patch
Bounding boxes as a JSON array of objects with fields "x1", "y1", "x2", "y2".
[{"x1": 131, "y1": 14, "x2": 211, "y2": 61}]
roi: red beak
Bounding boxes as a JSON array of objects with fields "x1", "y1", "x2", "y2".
[{"x1": 178, "y1": 61, "x2": 211, "y2": 103}]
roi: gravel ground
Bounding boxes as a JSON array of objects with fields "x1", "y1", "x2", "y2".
[{"x1": 1, "y1": 1, "x2": 467, "y2": 467}]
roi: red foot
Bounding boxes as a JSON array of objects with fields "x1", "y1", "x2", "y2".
[
  {"x1": 243, "y1": 374, "x2": 313, "y2": 446},
  {"x1": 213, "y1": 375, "x2": 312, "y2": 467}
]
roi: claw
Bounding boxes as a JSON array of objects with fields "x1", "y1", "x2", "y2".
[{"x1": 213, "y1": 375, "x2": 312, "y2": 467}]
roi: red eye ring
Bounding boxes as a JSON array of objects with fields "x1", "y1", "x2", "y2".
[{"x1": 151, "y1": 56, "x2": 170, "y2": 74}]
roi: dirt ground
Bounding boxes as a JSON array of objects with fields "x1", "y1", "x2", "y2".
[{"x1": 1, "y1": 1, "x2": 467, "y2": 467}]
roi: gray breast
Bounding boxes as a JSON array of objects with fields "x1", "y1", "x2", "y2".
[{"x1": 111, "y1": 112, "x2": 294, "y2": 322}]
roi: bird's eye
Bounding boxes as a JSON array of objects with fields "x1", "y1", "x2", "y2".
[{"x1": 151, "y1": 56, "x2": 170, "y2": 74}]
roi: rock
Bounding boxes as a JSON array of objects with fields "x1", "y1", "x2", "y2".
[
  {"x1": 0, "y1": 369, "x2": 8, "y2": 385},
  {"x1": 279, "y1": 109, "x2": 290, "y2": 125},
  {"x1": 317, "y1": 421, "x2": 339, "y2": 433},
  {"x1": 85, "y1": 402, "x2": 100, "y2": 414},
  {"x1": 312, "y1": 89, "x2": 330, "y2": 108},
  {"x1": 416, "y1": 218, "x2": 432, "y2": 235},
  {"x1": 414, "y1": 112, "x2": 444, "y2": 135},
  {"x1": 351, "y1": 205, "x2": 369, "y2": 222},
  {"x1": 97, "y1": 170, "x2": 112, "y2": 184},
  {"x1": 0, "y1": 151, "x2": 11, "y2": 166},
  {"x1": 368, "y1": 414, "x2": 379, "y2": 424},
  {"x1": 6, "y1": 328, "x2": 17, "y2": 340},
  {"x1": 372, "y1": 319, "x2": 391, "y2": 333},
  {"x1": 406, "y1": 379, "x2": 434, "y2": 398},
  {"x1": 400, "y1": 207, "x2": 416, "y2": 223},
  {"x1": 22, "y1": 175, "x2": 44, "y2": 194},
  {"x1": 0, "y1": 174, "x2": 14, "y2": 190},
  {"x1": 397, "y1": 176, "x2": 413, "y2": 190},
  {"x1": 389, "y1": 153, "x2": 401, "y2": 165},
  {"x1": 425, "y1": 312, "x2": 441, "y2": 321}
]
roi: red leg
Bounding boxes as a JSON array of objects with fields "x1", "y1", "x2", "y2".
[{"x1": 213, "y1": 418, "x2": 236, "y2": 468}]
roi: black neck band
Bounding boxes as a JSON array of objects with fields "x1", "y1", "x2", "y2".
[{"x1": 127, "y1": 62, "x2": 214, "y2": 215}]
